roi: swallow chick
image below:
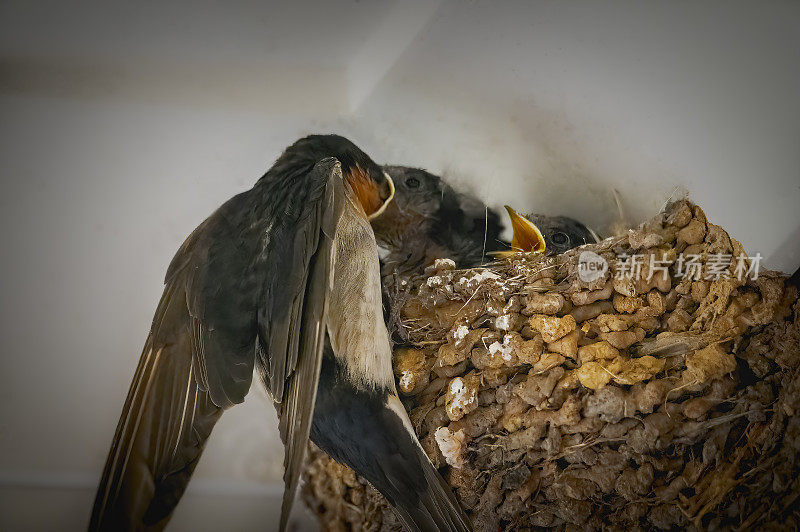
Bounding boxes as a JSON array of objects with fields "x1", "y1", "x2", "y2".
[
  {"x1": 497, "y1": 205, "x2": 601, "y2": 256},
  {"x1": 371, "y1": 166, "x2": 506, "y2": 274},
  {"x1": 89, "y1": 135, "x2": 469, "y2": 532}
]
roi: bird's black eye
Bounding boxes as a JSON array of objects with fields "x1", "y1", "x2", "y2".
[
  {"x1": 552, "y1": 232, "x2": 570, "y2": 246},
  {"x1": 404, "y1": 177, "x2": 420, "y2": 189}
]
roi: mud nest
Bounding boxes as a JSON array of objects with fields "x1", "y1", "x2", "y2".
[{"x1": 302, "y1": 200, "x2": 800, "y2": 530}]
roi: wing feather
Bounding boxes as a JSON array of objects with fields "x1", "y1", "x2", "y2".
[
  {"x1": 89, "y1": 281, "x2": 224, "y2": 531},
  {"x1": 277, "y1": 250, "x2": 330, "y2": 531},
  {"x1": 254, "y1": 158, "x2": 346, "y2": 530},
  {"x1": 93, "y1": 156, "x2": 352, "y2": 531},
  {"x1": 90, "y1": 195, "x2": 256, "y2": 529}
]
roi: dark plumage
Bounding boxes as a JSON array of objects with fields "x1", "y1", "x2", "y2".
[
  {"x1": 373, "y1": 167, "x2": 598, "y2": 268},
  {"x1": 312, "y1": 356, "x2": 469, "y2": 532},
  {"x1": 500, "y1": 205, "x2": 600, "y2": 257},
  {"x1": 524, "y1": 213, "x2": 601, "y2": 255},
  {"x1": 89, "y1": 135, "x2": 468, "y2": 532},
  {"x1": 372, "y1": 166, "x2": 505, "y2": 274}
]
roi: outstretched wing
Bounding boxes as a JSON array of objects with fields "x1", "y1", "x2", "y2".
[
  {"x1": 89, "y1": 280, "x2": 224, "y2": 531},
  {"x1": 90, "y1": 158, "x2": 347, "y2": 530}
]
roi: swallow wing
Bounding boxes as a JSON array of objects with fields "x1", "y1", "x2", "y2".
[
  {"x1": 253, "y1": 158, "x2": 351, "y2": 530},
  {"x1": 91, "y1": 158, "x2": 350, "y2": 530},
  {"x1": 89, "y1": 193, "x2": 261, "y2": 529}
]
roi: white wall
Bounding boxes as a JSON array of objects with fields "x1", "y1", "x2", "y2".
[
  {"x1": 1, "y1": 1, "x2": 798, "y2": 530},
  {"x1": 348, "y1": 1, "x2": 800, "y2": 266}
]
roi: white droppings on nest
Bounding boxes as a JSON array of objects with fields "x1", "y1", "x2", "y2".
[
  {"x1": 473, "y1": 270, "x2": 500, "y2": 282},
  {"x1": 399, "y1": 370, "x2": 414, "y2": 391},
  {"x1": 426, "y1": 275, "x2": 443, "y2": 288},
  {"x1": 433, "y1": 258, "x2": 456, "y2": 270},
  {"x1": 448, "y1": 377, "x2": 473, "y2": 406},
  {"x1": 496, "y1": 314, "x2": 512, "y2": 331},
  {"x1": 489, "y1": 340, "x2": 513, "y2": 361},
  {"x1": 456, "y1": 269, "x2": 501, "y2": 290},
  {"x1": 454, "y1": 324, "x2": 470, "y2": 343},
  {"x1": 445, "y1": 376, "x2": 479, "y2": 421},
  {"x1": 434, "y1": 426, "x2": 466, "y2": 469}
]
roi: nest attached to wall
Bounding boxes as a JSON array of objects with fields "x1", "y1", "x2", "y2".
[{"x1": 302, "y1": 200, "x2": 800, "y2": 531}]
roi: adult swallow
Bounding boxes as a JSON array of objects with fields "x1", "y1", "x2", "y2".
[{"x1": 89, "y1": 135, "x2": 469, "y2": 532}]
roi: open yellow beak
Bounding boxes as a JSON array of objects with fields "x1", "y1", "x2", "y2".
[{"x1": 492, "y1": 205, "x2": 547, "y2": 258}]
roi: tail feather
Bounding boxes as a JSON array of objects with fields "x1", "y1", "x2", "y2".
[
  {"x1": 385, "y1": 395, "x2": 471, "y2": 532},
  {"x1": 311, "y1": 359, "x2": 472, "y2": 532},
  {"x1": 392, "y1": 457, "x2": 471, "y2": 532}
]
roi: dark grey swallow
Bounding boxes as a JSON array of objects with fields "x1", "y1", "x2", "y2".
[
  {"x1": 371, "y1": 166, "x2": 505, "y2": 275},
  {"x1": 497, "y1": 205, "x2": 600, "y2": 257},
  {"x1": 89, "y1": 135, "x2": 469, "y2": 532}
]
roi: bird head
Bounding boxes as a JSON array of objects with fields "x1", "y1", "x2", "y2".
[
  {"x1": 279, "y1": 135, "x2": 395, "y2": 219},
  {"x1": 370, "y1": 166, "x2": 505, "y2": 268},
  {"x1": 495, "y1": 206, "x2": 600, "y2": 257},
  {"x1": 370, "y1": 166, "x2": 444, "y2": 241},
  {"x1": 525, "y1": 212, "x2": 601, "y2": 255}
]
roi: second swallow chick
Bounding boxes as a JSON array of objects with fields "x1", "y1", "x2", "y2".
[{"x1": 498, "y1": 205, "x2": 600, "y2": 256}]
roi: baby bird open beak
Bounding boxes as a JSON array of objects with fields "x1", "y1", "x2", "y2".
[{"x1": 492, "y1": 205, "x2": 547, "y2": 258}]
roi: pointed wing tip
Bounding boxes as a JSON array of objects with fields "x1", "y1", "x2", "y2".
[
  {"x1": 279, "y1": 468, "x2": 303, "y2": 532},
  {"x1": 279, "y1": 495, "x2": 292, "y2": 532}
]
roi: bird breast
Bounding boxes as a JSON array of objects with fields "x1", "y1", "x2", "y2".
[{"x1": 326, "y1": 201, "x2": 395, "y2": 391}]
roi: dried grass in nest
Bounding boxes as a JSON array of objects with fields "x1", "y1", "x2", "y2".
[{"x1": 302, "y1": 200, "x2": 800, "y2": 531}]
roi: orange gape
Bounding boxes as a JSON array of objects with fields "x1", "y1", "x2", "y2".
[{"x1": 346, "y1": 165, "x2": 383, "y2": 217}]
